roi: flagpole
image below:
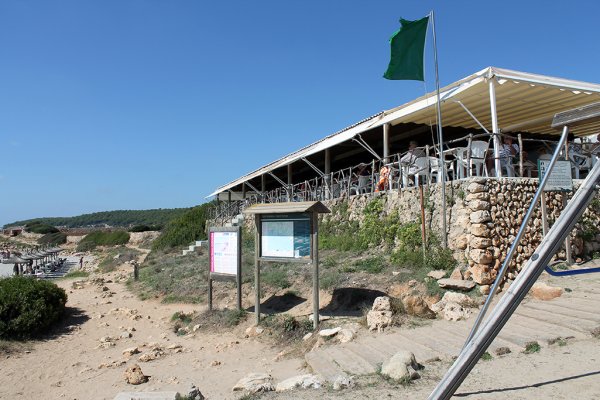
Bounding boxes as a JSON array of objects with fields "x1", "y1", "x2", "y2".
[{"x1": 430, "y1": 10, "x2": 447, "y2": 248}]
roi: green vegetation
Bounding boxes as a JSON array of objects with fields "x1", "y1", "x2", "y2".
[
  {"x1": 186, "y1": 309, "x2": 248, "y2": 332},
  {"x1": 129, "y1": 224, "x2": 162, "y2": 232},
  {"x1": 151, "y1": 204, "x2": 211, "y2": 250},
  {"x1": 4, "y1": 208, "x2": 190, "y2": 229},
  {"x1": 0, "y1": 277, "x2": 67, "y2": 339},
  {"x1": 481, "y1": 352, "x2": 493, "y2": 361},
  {"x1": 523, "y1": 341, "x2": 541, "y2": 354},
  {"x1": 261, "y1": 264, "x2": 291, "y2": 289},
  {"x1": 76, "y1": 230, "x2": 130, "y2": 251},
  {"x1": 38, "y1": 232, "x2": 67, "y2": 246},
  {"x1": 260, "y1": 314, "x2": 313, "y2": 343},
  {"x1": 130, "y1": 250, "x2": 209, "y2": 303},
  {"x1": 97, "y1": 246, "x2": 140, "y2": 273},
  {"x1": 25, "y1": 222, "x2": 59, "y2": 234},
  {"x1": 62, "y1": 270, "x2": 90, "y2": 279}
]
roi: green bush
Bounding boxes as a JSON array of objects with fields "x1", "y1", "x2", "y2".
[
  {"x1": 152, "y1": 204, "x2": 211, "y2": 250},
  {"x1": 76, "y1": 230, "x2": 130, "y2": 251},
  {"x1": 0, "y1": 277, "x2": 68, "y2": 339},
  {"x1": 38, "y1": 232, "x2": 67, "y2": 246},
  {"x1": 129, "y1": 225, "x2": 161, "y2": 232},
  {"x1": 25, "y1": 222, "x2": 59, "y2": 234}
]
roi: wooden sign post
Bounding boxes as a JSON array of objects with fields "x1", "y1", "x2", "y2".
[
  {"x1": 208, "y1": 226, "x2": 242, "y2": 311},
  {"x1": 244, "y1": 201, "x2": 330, "y2": 330}
]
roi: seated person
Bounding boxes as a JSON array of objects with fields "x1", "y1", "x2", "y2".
[
  {"x1": 375, "y1": 164, "x2": 390, "y2": 192},
  {"x1": 400, "y1": 141, "x2": 426, "y2": 167}
]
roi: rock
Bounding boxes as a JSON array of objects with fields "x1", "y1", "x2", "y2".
[
  {"x1": 455, "y1": 235, "x2": 468, "y2": 250},
  {"x1": 245, "y1": 326, "x2": 264, "y2": 337},
  {"x1": 469, "y1": 199, "x2": 490, "y2": 211},
  {"x1": 469, "y1": 249, "x2": 493, "y2": 265},
  {"x1": 366, "y1": 310, "x2": 393, "y2": 332},
  {"x1": 120, "y1": 331, "x2": 132, "y2": 339},
  {"x1": 166, "y1": 343, "x2": 182, "y2": 350},
  {"x1": 402, "y1": 295, "x2": 435, "y2": 319},
  {"x1": 302, "y1": 332, "x2": 313, "y2": 341},
  {"x1": 479, "y1": 285, "x2": 491, "y2": 295},
  {"x1": 470, "y1": 237, "x2": 492, "y2": 249},
  {"x1": 437, "y1": 279, "x2": 475, "y2": 291},
  {"x1": 466, "y1": 192, "x2": 489, "y2": 201},
  {"x1": 470, "y1": 210, "x2": 492, "y2": 224},
  {"x1": 380, "y1": 351, "x2": 422, "y2": 381},
  {"x1": 331, "y1": 374, "x2": 354, "y2": 391},
  {"x1": 441, "y1": 292, "x2": 479, "y2": 307},
  {"x1": 470, "y1": 223, "x2": 489, "y2": 237},
  {"x1": 468, "y1": 182, "x2": 487, "y2": 193},
  {"x1": 372, "y1": 296, "x2": 392, "y2": 311},
  {"x1": 337, "y1": 329, "x2": 355, "y2": 343},
  {"x1": 495, "y1": 347, "x2": 512, "y2": 356},
  {"x1": 469, "y1": 264, "x2": 495, "y2": 285},
  {"x1": 449, "y1": 267, "x2": 463, "y2": 280},
  {"x1": 319, "y1": 327, "x2": 341, "y2": 337},
  {"x1": 122, "y1": 347, "x2": 140, "y2": 357},
  {"x1": 187, "y1": 384, "x2": 205, "y2": 400},
  {"x1": 530, "y1": 282, "x2": 563, "y2": 301},
  {"x1": 192, "y1": 324, "x2": 201, "y2": 332},
  {"x1": 439, "y1": 302, "x2": 471, "y2": 321},
  {"x1": 427, "y1": 270, "x2": 447, "y2": 280},
  {"x1": 232, "y1": 373, "x2": 274, "y2": 393},
  {"x1": 309, "y1": 314, "x2": 331, "y2": 322},
  {"x1": 275, "y1": 374, "x2": 321, "y2": 392},
  {"x1": 123, "y1": 364, "x2": 148, "y2": 385}
]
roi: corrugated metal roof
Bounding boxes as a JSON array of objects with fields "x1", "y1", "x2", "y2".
[
  {"x1": 209, "y1": 67, "x2": 600, "y2": 197},
  {"x1": 243, "y1": 201, "x2": 330, "y2": 215}
]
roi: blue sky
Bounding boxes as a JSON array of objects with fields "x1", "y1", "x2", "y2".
[{"x1": 1, "y1": 1, "x2": 599, "y2": 225}]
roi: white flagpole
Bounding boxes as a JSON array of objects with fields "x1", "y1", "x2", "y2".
[{"x1": 430, "y1": 10, "x2": 447, "y2": 248}]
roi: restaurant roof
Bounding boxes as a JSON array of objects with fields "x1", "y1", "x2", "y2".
[{"x1": 210, "y1": 67, "x2": 600, "y2": 197}]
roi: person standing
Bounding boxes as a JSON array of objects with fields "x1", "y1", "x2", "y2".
[{"x1": 79, "y1": 256, "x2": 83, "y2": 269}]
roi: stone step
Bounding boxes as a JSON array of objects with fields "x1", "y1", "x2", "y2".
[
  {"x1": 114, "y1": 392, "x2": 180, "y2": 400},
  {"x1": 305, "y1": 350, "x2": 343, "y2": 381},
  {"x1": 515, "y1": 306, "x2": 598, "y2": 333},
  {"x1": 520, "y1": 302, "x2": 600, "y2": 326},
  {"x1": 509, "y1": 313, "x2": 586, "y2": 339},
  {"x1": 322, "y1": 345, "x2": 376, "y2": 375}
]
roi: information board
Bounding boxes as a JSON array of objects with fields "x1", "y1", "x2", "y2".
[
  {"x1": 210, "y1": 230, "x2": 239, "y2": 275},
  {"x1": 261, "y1": 213, "x2": 311, "y2": 259},
  {"x1": 538, "y1": 160, "x2": 573, "y2": 192}
]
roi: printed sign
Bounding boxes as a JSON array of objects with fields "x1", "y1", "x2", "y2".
[
  {"x1": 261, "y1": 213, "x2": 311, "y2": 259},
  {"x1": 210, "y1": 230, "x2": 239, "y2": 275},
  {"x1": 538, "y1": 160, "x2": 573, "y2": 192}
]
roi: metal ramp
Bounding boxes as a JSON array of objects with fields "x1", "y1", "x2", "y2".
[{"x1": 428, "y1": 103, "x2": 600, "y2": 399}]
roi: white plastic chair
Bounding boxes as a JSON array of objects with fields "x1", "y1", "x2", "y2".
[
  {"x1": 429, "y1": 156, "x2": 448, "y2": 183},
  {"x1": 352, "y1": 175, "x2": 370, "y2": 194},
  {"x1": 407, "y1": 157, "x2": 431, "y2": 186},
  {"x1": 469, "y1": 141, "x2": 489, "y2": 177}
]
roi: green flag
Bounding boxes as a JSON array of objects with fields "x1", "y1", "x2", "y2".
[{"x1": 383, "y1": 16, "x2": 429, "y2": 81}]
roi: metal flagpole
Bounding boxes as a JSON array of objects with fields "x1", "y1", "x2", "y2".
[{"x1": 430, "y1": 10, "x2": 448, "y2": 248}]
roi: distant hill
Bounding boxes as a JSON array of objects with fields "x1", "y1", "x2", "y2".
[{"x1": 3, "y1": 208, "x2": 193, "y2": 229}]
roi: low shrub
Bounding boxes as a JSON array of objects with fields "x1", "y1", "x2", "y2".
[
  {"x1": 0, "y1": 277, "x2": 67, "y2": 339},
  {"x1": 129, "y1": 225, "x2": 161, "y2": 232},
  {"x1": 152, "y1": 204, "x2": 211, "y2": 251},
  {"x1": 76, "y1": 230, "x2": 130, "y2": 251},
  {"x1": 38, "y1": 232, "x2": 67, "y2": 246},
  {"x1": 261, "y1": 266, "x2": 291, "y2": 289},
  {"x1": 25, "y1": 222, "x2": 59, "y2": 235}
]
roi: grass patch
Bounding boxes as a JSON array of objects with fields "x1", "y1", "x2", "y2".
[
  {"x1": 130, "y1": 249, "x2": 209, "y2": 303},
  {"x1": 62, "y1": 270, "x2": 90, "y2": 279},
  {"x1": 38, "y1": 232, "x2": 67, "y2": 246},
  {"x1": 152, "y1": 204, "x2": 211, "y2": 251},
  {"x1": 320, "y1": 269, "x2": 341, "y2": 290},
  {"x1": 481, "y1": 352, "x2": 492, "y2": 361},
  {"x1": 261, "y1": 265, "x2": 291, "y2": 289},
  {"x1": 190, "y1": 309, "x2": 247, "y2": 332},
  {"x1": 523, "y1": 341, "x2": 541, "y2": 354},
  {"x1": 260, "y1": 314, "x2": 313, "y2": 344},
  {"x1": 353, "y1": 256, "x2": 386, "y2": 274},
  {"x1": 97, "y1": 246, "x2": 141, "y2": 273},
  {"x1": 77, "y1": 230, "x2": 130, "y2": 251}
]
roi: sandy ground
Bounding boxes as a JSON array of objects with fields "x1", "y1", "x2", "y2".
[{"x1": 1, "y1": 257, "x2": 600, "y2": 399}]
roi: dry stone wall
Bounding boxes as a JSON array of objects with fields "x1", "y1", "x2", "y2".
[{"x1": 233, "y1": 177, "x2": 600, "y2": 286}]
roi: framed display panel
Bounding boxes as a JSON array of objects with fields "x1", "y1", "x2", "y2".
[
  {"x1": 538, "y1": 160, "x2": 573, "y2": 192},
  {"x1": 208, "y1": 226, "x2": 242, "y2": 310},
  {"x1": 259, "y1": 213, "x2": 312, "y2": 262}
]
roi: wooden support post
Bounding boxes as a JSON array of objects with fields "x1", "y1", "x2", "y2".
[
  {"x1": 383, "y1": 123, "x2": 390, "y2": 164},
  {"x1": 254, "y1": 215, "x2": 261, "y2": 325},
  {"x1": 312, "y1": 213, "x2": 320, "y2": 330},
  {"x1": 261, "y1": 175, "x2": 266, "y2": 203},
  {"x1": 241, "y1": 183, "x2": 246, "y2": 201},
  {"x1": 518, "y1": 134, "x2": 524, "y2": 177},
  {"x1": 208, "y1": 278, "x2": 213, "y2": 311},
  {"x1": 325, "y1": 149, "x2": 331, "y2": 200}
]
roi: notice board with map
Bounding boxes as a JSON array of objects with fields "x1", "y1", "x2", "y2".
[{"x1": 260, "y1": 213, "x2": 311, "y2": 259}]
